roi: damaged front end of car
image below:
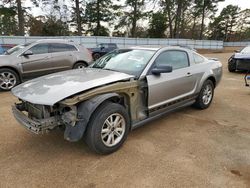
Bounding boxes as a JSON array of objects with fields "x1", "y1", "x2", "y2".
[
  {"x1": 12, "y1": 101, "x2": 78, "y2": 134},
  {"x1": 12, "y1": 79, "x2": 147, "y2": 142}
]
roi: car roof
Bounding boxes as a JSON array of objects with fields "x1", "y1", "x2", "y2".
[
  {"x1": 35, "y1": 39, "x2": 76, "y2": 44},
  {"x1": 129, "y1": 46, "x2": 191, "y2": 51}
]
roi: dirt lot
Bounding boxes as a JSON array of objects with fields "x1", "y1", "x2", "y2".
[{"x1": 1, "y1": 53, "x2": 250, "y2": 188}]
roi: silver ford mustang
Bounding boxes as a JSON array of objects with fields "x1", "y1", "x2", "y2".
[{"x1": 11, "y1": 46, "x2": 222, "y2": 154}]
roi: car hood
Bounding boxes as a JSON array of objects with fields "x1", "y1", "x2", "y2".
[
  {"x1": 234, "y1": 52, "x2": 250, "y2": 59},
  {"x1": 12, "y1": 68, "x2": 134, "y2": 106}
]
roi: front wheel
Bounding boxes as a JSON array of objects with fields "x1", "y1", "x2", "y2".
[
  {"x1": 228, "y1": 58, "x2": 236, "y2": 72},
  {"x1": 85, "y1": 102, "x2": 130, "y2": 154},
  {"x1": 193, "y1": 80, "x2": 214, "y2": 110},
  {"x1": 73, "y1": 62, "x2": 87, "y2": 69},
  {"x1": 0, "y1": 68, "x2": 20, "y2": 91}
]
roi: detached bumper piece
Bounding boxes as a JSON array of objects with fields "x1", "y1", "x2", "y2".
[{"x1": 12, "y1": 105, "x2": 60, "y2": 134}]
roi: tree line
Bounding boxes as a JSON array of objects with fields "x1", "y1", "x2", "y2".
[{"x1": 0, "y1": 0, "x2": 250, "y2": 41}]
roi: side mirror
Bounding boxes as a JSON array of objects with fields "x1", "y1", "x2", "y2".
[
  {"x1": 234, "y1": 50, "x2": 240, "y2": 53},
  {"x1": 151, "y1": 65, "x2": 173, "y2": 75},
  {"x1": 23, "y1": 50, "x2": 33, "y2": 56},
  {"x1": 100, "y1": 46, "x2": 104, "y2": 50}
]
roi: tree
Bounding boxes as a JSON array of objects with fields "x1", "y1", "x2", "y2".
[
  {"x1": 0, "y1": 6, "x2": 18, "y2": 35},
  {"x1": 209, "y1": 5, "x2": 240, "y2": 41},
  {"x1": 117, "y1": 0, "x2": 148, "y2": 37},
  {"x1": 199, "y1": 0, "x2": 224, "y2": 39},
  {"x1": 75, "y1": 0, "x2": 82, "y2": 35},
  {"x1": 16, "y1": 0, "x2": 24, "y2": 35},
  {"x1": 148, "y1": 12, "x2": 167, "y2": 38},
  {"x1": 42, "y1": 16, "x2": 69, "y2": 36},
  {"x1": 28, "y1": 16, "x2": 45, "y2": 36},
  {"x1": 1, "y1": 0, "x2": 25, "y2": 35},
  {"x1": 84, "y1": 0, "x2": 114, "y2": 36}
]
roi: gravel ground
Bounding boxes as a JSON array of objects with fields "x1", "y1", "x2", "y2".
[{"x1": 1, "y1": 53, "x2": 250, "y2": 188}]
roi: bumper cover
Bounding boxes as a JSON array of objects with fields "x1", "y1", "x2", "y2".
[
  {"x1": 236, "y1": 59, "x2": 250, "y2": 71},
  {"x1": 12, "y1": 105, "x2": 60, "y2": 134}
]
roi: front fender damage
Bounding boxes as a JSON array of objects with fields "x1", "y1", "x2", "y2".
[{"x1": 64, "y1": 93, "x2": 120, "y2": 142}]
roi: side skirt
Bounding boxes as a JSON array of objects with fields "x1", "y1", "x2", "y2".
[{"x1": 131, "y1": 99, "x2": 196, "y2": 130}]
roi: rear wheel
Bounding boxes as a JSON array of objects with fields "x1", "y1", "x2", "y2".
[
  {"x1": 93, "y1": 53, "x2": 101, "y2": 60},
  {"x1": 228, "y1": 58, "x2": 236, "y2": 72},
  {"x1": 73, "y1": 62, "x2": 87, "y2": 69},
  {"x1": 0, "y1": 68, "x2": 20, "y2": 91},
  {"x1": 193, "y1": 80, "x2": 214, "y2": 110},
  {"x1": 85, "y1": 102, "x2": 130, "y2": 154}
]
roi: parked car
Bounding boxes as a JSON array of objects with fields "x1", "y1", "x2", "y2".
[
  {"x1": 89, "y1": 43, "x2": 118, "y2": 60},
  {"x1": 0, "y1": 44, "x2": 16, "y2": 55},
  {"x1": 228, "y1": 46, "x2": 250, "y2": 72},
  {"x1": 0, "y1": 39, "x2": 92, "y2": 91},
  {"x1": 12, "y1": 46, "x2": 222, "y2": 154}
]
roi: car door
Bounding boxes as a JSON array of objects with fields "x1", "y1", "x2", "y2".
[
  {"x1": 146, "y1": 50, "x2": 198, "y2": 110},
  {"x1": 48, "y1": 43, "x2": 76, "y2": 72},
  {"x1": 21, "y1": 43, "x2": 51, "y2": 78}
]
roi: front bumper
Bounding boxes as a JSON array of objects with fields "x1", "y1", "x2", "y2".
[
  {"x1": 236, "y1": 59, "x2": 250, "y2": 71},
  {"x1": 12, "y1": 105, "x2": 60, "y2": 134}
]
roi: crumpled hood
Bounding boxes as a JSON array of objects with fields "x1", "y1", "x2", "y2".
[{"x1": 12, "y1": 68, "x2": 134, "y2": 106}]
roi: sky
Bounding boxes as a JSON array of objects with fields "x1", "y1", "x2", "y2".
[{"x1": 217, "y1": 0, "x2": 250, "y2": 14}]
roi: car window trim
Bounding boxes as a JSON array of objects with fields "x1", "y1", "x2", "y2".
[
  {"x1": 25, "y1": 43, "x2": 49, "y2": 55},
  {"x1": 48, "y1": 43, "x2": 79, "y2": 53},
  {"x1": 146, "y1": 49, "x2": 190, "y2": 75}
]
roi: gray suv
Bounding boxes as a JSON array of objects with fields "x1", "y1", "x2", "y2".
[{"x1": 0, "y1": 39, "x2": 92, "y2": 91}]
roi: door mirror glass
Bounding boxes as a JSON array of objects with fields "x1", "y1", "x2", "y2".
[
  {"x1": 151, "y1": 65, "x2": 173, "y2": 75},
  {"x1": 23, "y1": 50, "x2": 33, "y2": 56}
]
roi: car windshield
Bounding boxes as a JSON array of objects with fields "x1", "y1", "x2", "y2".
[
  {"x1": 90, "y1": 49, "x2": 156, "y2": 77},
  {"x1": 5, "y1": 43, "x2": 31, "y2": 55},
  {"x1": 241, "y1": 46, "x2": 250, "y2": 54}
]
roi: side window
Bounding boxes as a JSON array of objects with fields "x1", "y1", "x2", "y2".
[
  {"x1": 29, "y1": 43, "x2": 49, "y2": 55},
  {"x1": 193, "y1": 53, "x2": 205, "y2": 64},
  {"x1": 66, "y1": 44, "x2": 77, "y2": 51},
  {"x1": 103, "y1": 44, "x2": 109, "y2": 49},
  {"x1": 155, "y1": 50, "x2": 189, "y2": 70},
  {"x1": 108, "y1": 44, "x2": 116, "y2": 48},
  {"x1": 50, "y1": 43, "x2": 67, "y2": 53}
]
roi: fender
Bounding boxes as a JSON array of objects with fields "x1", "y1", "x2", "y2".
[{"x1": 64, "y1": 93, "x2": 120, "y2": 142}]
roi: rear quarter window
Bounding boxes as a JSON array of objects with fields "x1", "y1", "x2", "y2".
[{"x1": 193, "y1": 53, "x2": 205, "y2": 64}]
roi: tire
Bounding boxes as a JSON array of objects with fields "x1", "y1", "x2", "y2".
[
  {"x1": 85, "y1": 102, "x2": 130, "y2": 154},
  {"x1": 73, "y1": 62, "x2": 87, "y2": 69},
  {"x1": 0, "y1": 68, "x2": 20, "y2": 91},
  {"x1": 193, "y1": 80, "x2": 214, "y2": 110},
  {"x1": 93, "y1": 53, "x2": 101, "y2": 60},
  {"x1": 228, "y1": 58, "x2": 236, "y2": 72}
]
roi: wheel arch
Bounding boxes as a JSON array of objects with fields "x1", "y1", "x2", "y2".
[
  {"x1": 73, "y1": 61, "x2": 88, "y2": 68},
  {"x1": 0, "y1": 66, "x2": 22, "y2": 82},
  {"x1": 206, "y1": 76, "x2": 216, "y2": 88},
  {"x1": 64, "y1": 93, "x2": 130, "y2": 142}
]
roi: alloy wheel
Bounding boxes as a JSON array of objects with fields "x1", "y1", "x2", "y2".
[
  {"x1": 0, "y1": 72, "x2": 17, "y2": 90},
  {"x1": 101, "y1": 113, "x2": 126, "y2": 147},
  {"x1": 202, "y1": 84, "x2": 213, "y2": 105}
]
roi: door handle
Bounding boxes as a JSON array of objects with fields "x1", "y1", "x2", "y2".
[{"x1": 186, "y1": 72, "x2": 193, "y2": 77}]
